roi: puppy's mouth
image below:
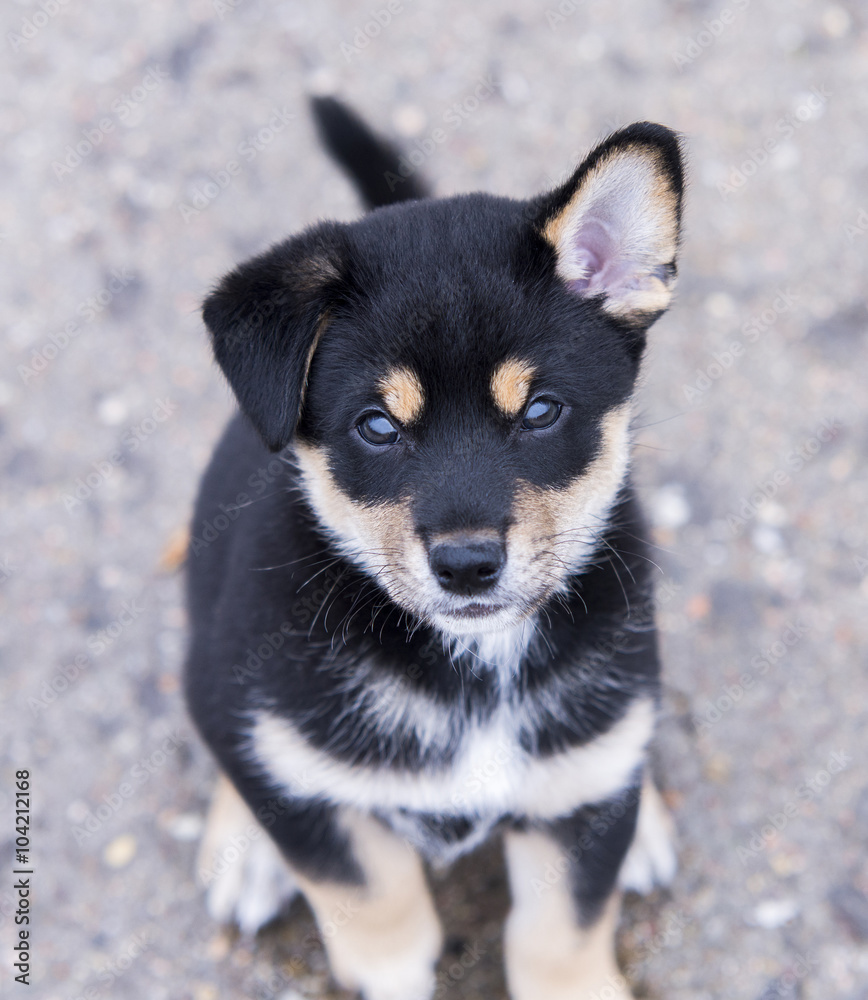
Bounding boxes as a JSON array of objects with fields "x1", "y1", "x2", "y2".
[
  {"x1": 450, "y1": 602, "x2": 506, "y2": 619},
  {"x1": 428, "y1": 594, "x2": 544, "y2": 636}
]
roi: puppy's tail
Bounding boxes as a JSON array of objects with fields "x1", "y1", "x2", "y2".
[{"x1": 310, "y1": 95, "x2": 429, "y2": 210}]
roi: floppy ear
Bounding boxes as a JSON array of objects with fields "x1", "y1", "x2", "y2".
[
  {"x1": 539, "y1": 123, "x2": 684, "y2": 324},
  {"x1": 202, "y1": 224, "x2": 346, "y2": 451}
]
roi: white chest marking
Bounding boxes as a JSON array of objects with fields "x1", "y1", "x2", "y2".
[{"x1": 250, "y1": 698, "x2": 654, "y2": 822}]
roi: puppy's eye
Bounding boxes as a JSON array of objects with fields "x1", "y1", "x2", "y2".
[
  {"x1": 358, "y1": 413, "x2": 400, "y2": 445},
  {"x1": 522, "y1": 398, "x2": 562, "y2": 430}
]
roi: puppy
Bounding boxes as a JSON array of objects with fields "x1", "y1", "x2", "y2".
[{"x1": 185, "y1": 97, "x2": 684, "y2": 1000}]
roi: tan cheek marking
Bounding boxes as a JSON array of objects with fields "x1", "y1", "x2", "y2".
[
  {"x1": 509, "y1": 402, "x2": 633, "y2": 570},
  {"x1": 300, "y1": 311, "x2": 330, "y2": 405},
  {"x1": 292, "y1": 442, "x2": 424, "y2": 607},
  {"x1": 491, "y1": 358, "x2": 536, "y2": 417},
  {"x1": 379, "y1": 367, "x2": 425, "y2": 424}
]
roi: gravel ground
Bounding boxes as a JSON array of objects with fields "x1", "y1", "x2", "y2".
[{"x1": 2, "y1": 1, "x2": 868, "y2": 998}]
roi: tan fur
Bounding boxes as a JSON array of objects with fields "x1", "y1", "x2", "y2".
[
  {"x1": 509, "y1": 401, "x2": 633, "y2": 590},
  {"x1": 198, "y1": 773, "x2": 249, "y2": 884},
  {"x1": 543, "y1": 144, "x2": 678, "y2": 318},
  {"x1": 504, "y1": 829, "x2": 633, "y2": 1000},
  {"x1": 491, "y1": 358, "x2": 536, "y2": 416},
  {"x1": 292, "y1": 441, "x2": 425, "y2": 610},
  {"x1": 300, "y1": 311, "x2": 330, "y2": 405},
  {"x1": 198, "y1": 774, "x2": 298, "y2": 933},
  {"x1": 379, "y1": 366, "x2": 425, "y2": 424},
  {"x1": 292, "y1": 404, "x2": 632, "y2": 634},
  {"x1": 293, "y1": 809, "x2": 442, "y2": 1000},
  {"x1": 293, "y1": 441, "x2": 412, "y2": 558}
]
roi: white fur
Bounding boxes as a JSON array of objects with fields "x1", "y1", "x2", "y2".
[
  {"x1": 250, "y1": 697, "x2": 654, "y2": 826},
  {"x1": 619, "y1": 779, "x2": 677, "y2": 893},
  {"x1": 198, "y1": 777, "x2": 298, "y2": 935},
  {"x1": 449, "y1": 620, "x2": 537, "y2": 689}
]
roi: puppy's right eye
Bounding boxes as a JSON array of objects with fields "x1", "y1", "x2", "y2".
[{"x1": 358, "y1": 413, "x2": 400, "y2": 446}]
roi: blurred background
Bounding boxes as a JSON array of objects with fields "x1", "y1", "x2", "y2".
[{"x1": 2, "y1": 1, "x2": 867, "y2": 997}]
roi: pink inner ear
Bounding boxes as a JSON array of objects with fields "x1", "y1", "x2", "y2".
[{"x1": 565, "y1": 217, "x2": 636, "y2": 297}]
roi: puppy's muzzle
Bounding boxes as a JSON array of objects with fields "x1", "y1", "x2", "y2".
[{"x1": 428, "y1": 536, "x2": 505, "y2": 596}]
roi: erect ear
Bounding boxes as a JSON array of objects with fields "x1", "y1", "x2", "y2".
[
  {"x1": 202, "y1": 223, "x2": 346, "y2": 452},
  {"x1": 538, "y1": 122, "x2": 684, "y2": 324}
]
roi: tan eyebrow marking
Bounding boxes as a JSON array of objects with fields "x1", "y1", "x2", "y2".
[
  {"x1": 491, "y1": 358, "x2": 536, "y2": 416},
  {"x1": 378, "y1": 366, "x2": 425, "y2": 424}
]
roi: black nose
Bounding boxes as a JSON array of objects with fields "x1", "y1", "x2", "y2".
[{"x1": 428, "y1": 538, "x2": 505, "y2": 596}]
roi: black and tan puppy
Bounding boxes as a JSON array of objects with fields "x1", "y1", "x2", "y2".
[{"x1": 186, "y1": 97, "x2": 684, "y2": 1000}]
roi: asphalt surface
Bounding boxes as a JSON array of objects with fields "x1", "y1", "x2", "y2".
[{"x1": 2, "y1": 1, "x2": 868, "y2": 998}]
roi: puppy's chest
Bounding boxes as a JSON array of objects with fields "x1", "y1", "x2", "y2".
[{"x1": 251, "y1": 659, "x2": 654, "y2": 834}]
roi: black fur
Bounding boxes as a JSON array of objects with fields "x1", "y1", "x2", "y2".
[
  {"x1": 310, "y1": 95, "x2": 429, "y2": 209},
  {"x1": 185, "y1": 99, "x2": 685, "y2": 978}
]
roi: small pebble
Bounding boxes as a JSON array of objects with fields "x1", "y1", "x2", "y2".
[
  {"x1": 650, "y1": 484, "x2": 691, "y2": 530},
  {"x1": 751, "y1": 898, "x2": 799, "y2": 929},
  {"x1": 166, "y1": 812, "x2": 204, "y2": 842},
  {"x1": 104, "y1": 834, "x2": 137, "y2": 869}
]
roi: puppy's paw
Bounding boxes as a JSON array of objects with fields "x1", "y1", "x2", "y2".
[
  {"x1": 619, "y1": 779, "x2": 677, "y2": 894},
  {"x1": 341, "y1": 950, "x2": 438, "y2": 1000},
  {"x1": 197, "y1": 775, "x2": 299, "y2": 935}
]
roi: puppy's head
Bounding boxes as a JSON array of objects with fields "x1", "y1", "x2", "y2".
[{"x1": 204, "y1": 124, "x2": 684, "y2": 637}]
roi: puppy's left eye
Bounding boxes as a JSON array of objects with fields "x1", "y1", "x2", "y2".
[
  {"x1": 358, "y1": 413, "x2": 400, "y2": 445},
  {"x1": 522, "y1": 398, "x2": 562, "y2": 430}
]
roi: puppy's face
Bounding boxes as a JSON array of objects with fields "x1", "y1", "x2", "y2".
[{"x1": 204, "y1": 126, "x2": 683, "y2": 637}]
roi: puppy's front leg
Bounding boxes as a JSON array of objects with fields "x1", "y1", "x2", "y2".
[
  {"x1": 293, "y1": 808, "x2": 443, "y2": 1000},
  {"x1": 504, "y1": 786, "x2": 640, "y2": 1000}
]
